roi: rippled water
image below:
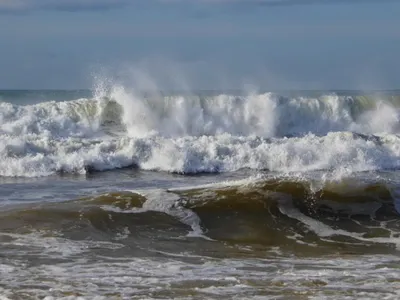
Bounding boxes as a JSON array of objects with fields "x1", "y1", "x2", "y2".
[
  {"x1": 1, "y1": 89, "x2": 400, "y2": 299},
  {"x1": 0, "y1": 169, "x2": 399, "y2": 299}
]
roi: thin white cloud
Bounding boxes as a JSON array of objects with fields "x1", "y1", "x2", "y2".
[
  {"x1": 0, "y1": 0, "x2": 393, "y2": 12},
  {"x1": 0, "y1": 0, "x2": 129, "y2": 11}
]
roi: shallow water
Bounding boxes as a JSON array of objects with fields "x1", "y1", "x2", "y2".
[{"x1": 0, "y1": 169, "x2": 400, "y2": 299}]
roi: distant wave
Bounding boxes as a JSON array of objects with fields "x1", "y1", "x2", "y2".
[{"x1": 1, "y1": 84, "x2": 400, "y2": 177}]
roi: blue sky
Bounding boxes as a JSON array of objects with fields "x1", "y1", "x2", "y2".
[{"x1": 0, "y1": 0, "x2": 399, "y2": 90}]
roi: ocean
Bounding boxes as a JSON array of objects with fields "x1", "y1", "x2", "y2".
[{"x1": 1, "y1": 87, "x2": 400, "y2": 299}]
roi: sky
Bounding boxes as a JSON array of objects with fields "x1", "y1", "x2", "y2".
[{"x1": 0, "y1": 0, "x2": 399, "y2": 90}]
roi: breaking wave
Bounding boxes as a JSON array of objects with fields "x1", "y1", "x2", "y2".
[
  {"x1": 2, "y1": 177, "x2": 400, "y2": 251},
  {"x1": 1, "y1": 84, "x2": 400, "y2": 177}
]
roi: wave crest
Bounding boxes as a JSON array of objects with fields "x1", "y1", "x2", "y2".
[{"x1": 1, "y1": 88, "x2": 400, "y2": 176}]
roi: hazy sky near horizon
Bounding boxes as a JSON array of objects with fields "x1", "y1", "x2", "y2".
[{"x1": 0, "y1": 0, "x2": 399, "y2": 90}]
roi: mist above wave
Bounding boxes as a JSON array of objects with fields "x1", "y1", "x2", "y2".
[{"x1": 104, "y1": 85, "x2": 400, "y2": 138}]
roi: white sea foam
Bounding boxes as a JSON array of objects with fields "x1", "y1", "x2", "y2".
[
  {"x1": 1, "y1": 131, "x2": 400, "y2": 177},
  {"x1": 1, "y1": 85, "x2": 400, "y2": 177},
  {"x1": 1, "y1": 249, "x2": 399, "y2": 299},
  {"x1": 278, "y1": 196, "x2": 400, "y2": 249}
]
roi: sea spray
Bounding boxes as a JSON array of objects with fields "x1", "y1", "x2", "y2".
[{"x1": 1, "y1": 82, "x2": 400, "y2": 176}]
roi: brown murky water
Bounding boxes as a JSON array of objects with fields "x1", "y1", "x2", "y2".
[{"x1": 1, "y1": 171, "x2": 400, "y2": 299}]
